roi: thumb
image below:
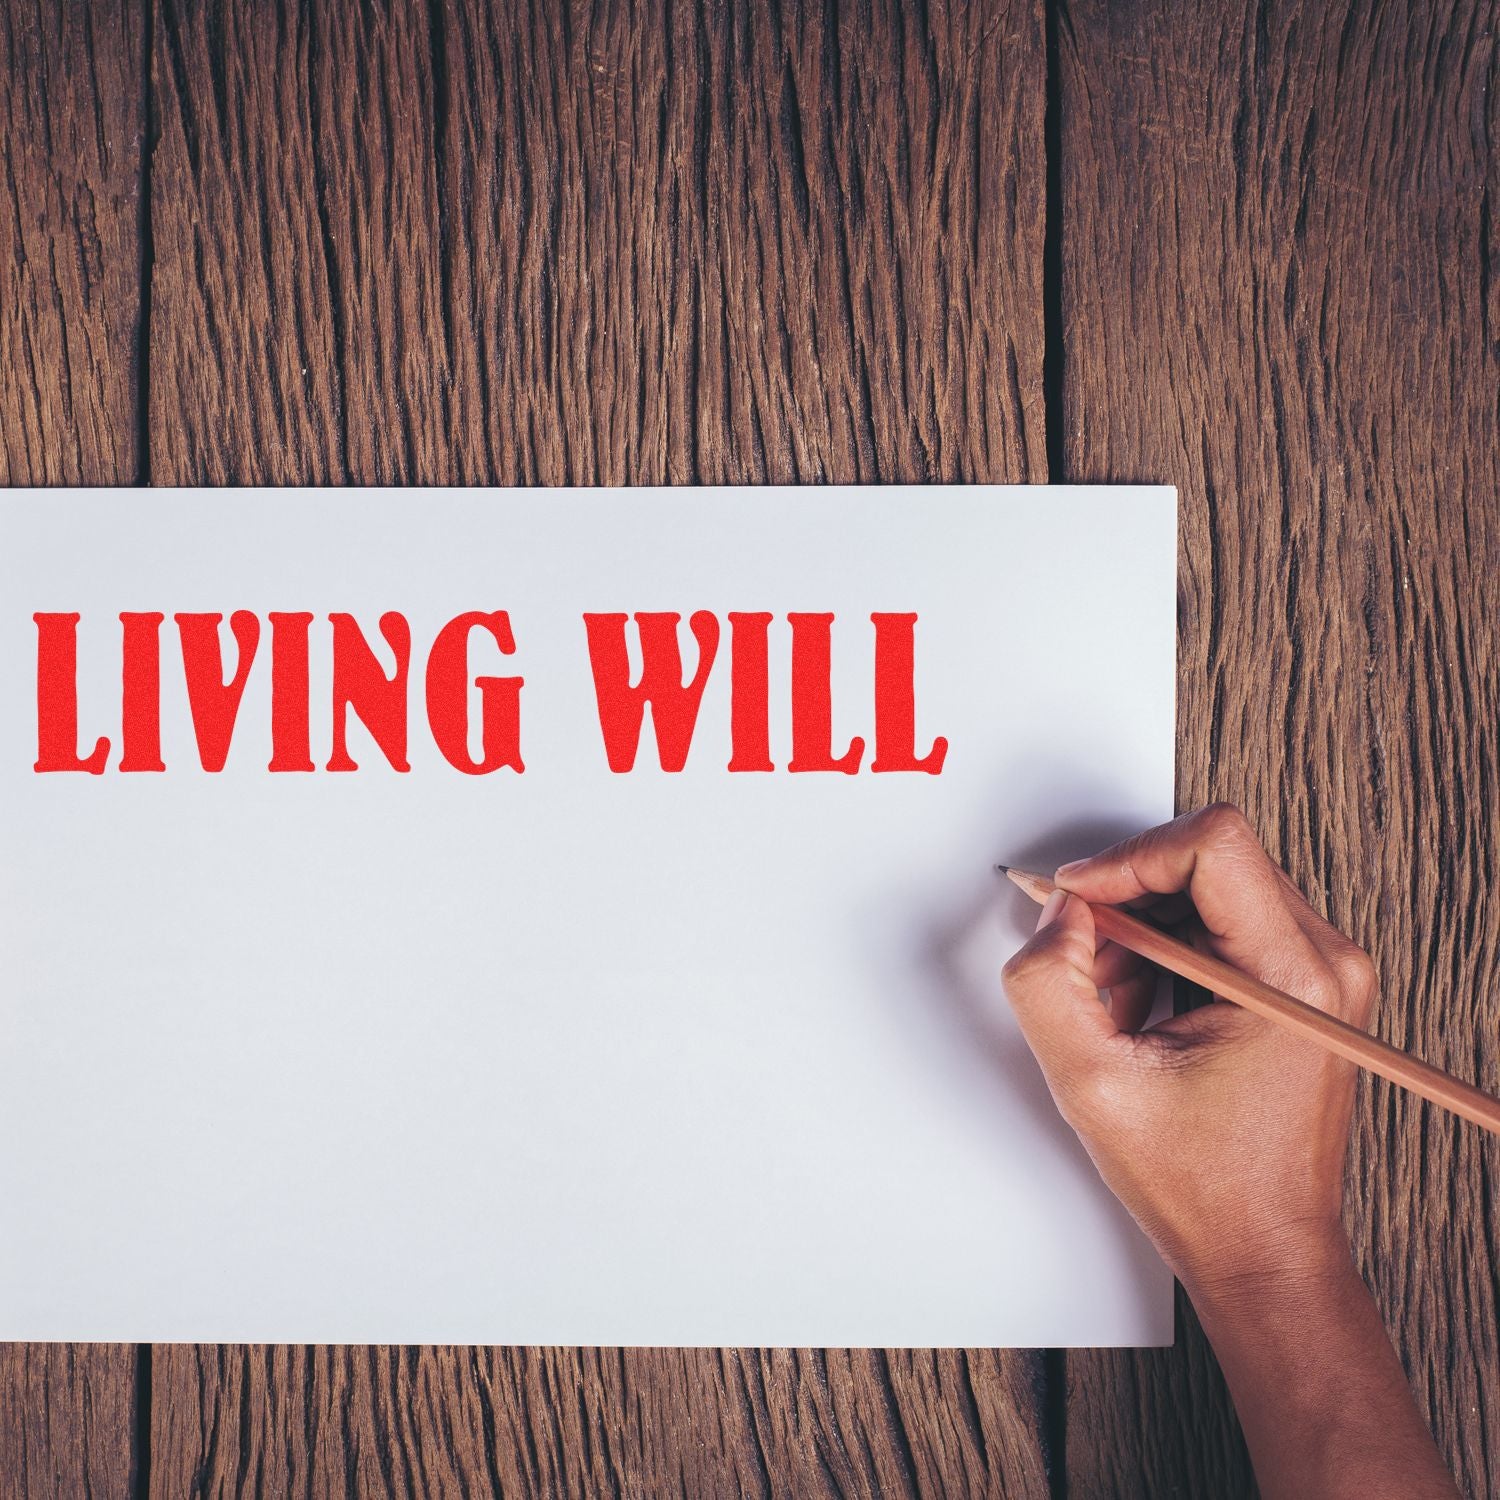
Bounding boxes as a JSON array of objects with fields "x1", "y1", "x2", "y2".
[{"x1": 1001, "y1": 891, "x2": 1117, "y2": 1080}]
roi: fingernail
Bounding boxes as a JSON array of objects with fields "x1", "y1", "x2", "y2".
[
  {"x1": 1037, "y1": 889, "x2": 1068, "y2": 930},
  {"x1": 1055, "y1": 859, "x2": 1085, "y2": 883}
]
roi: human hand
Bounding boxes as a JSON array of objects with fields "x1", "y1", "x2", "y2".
[{"x1": 1000, "y1": 802, "x2": 1375, "y2": 1298}]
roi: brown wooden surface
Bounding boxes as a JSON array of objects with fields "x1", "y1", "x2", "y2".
[
  {"x1": 1058, "y1": 1, "x2": 1500, "y2": 1496},
  {"x1": 149, "y1": 1346, "x2": 1048, "y2": 1499},
  {"x1": 3, "y1": 0, "x2": 1497, "y2": 1494},
  {"x1": 1, "y1": 0, "x2": 142, "y2": 486}
]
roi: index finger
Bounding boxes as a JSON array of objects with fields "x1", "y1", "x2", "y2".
[{"x1": 1052, "y1": 803, "x2": 1338, "y2": 1001}]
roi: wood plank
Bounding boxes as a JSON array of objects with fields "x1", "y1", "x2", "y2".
[
  {"x1": 1, "y1": 0, "x2": 144, "y2": 1493},
  {"x1": 1, "y1": 0, "x2": 143, "y2": 482},
  {"x1": 148, "y1": 0, "x2": 346, "y2": 484},
  {"x1": 146, "y1": 0, "x2": 1052, "y2": 1494},
  {"x1": 0, "y1": 1345, "x2": 141, "y2": 1500},
  {"x1": 1058, "y1": 0, "x2": 1500, "y2": 1495}
]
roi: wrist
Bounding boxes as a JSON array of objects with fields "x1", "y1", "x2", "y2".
[
  {"x1": 1174, "y1": 1220, "x2": 1356, "y2": 1318},
  {"x1": 1176, "y1": 1226, "x2": 1460, "y2": 1500}
]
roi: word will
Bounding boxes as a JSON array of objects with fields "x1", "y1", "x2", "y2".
[{"x1": 33, "y1": 611, "x2": 949, "y2": 776}]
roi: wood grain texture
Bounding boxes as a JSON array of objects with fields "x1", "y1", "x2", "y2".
[
  {"x1": 1058, "y1": 0, "x2": 1500, "y2": 1495},
  {"x1": 145, "y1": 0, "x2": 1051, "y2": 1495},
  {"x1": 1, "y1": 0, "x2": 143, "y2": 481},
  {"x1": 0, "y1": 1346, "x2": 141, "y2": 1500},
  {"x1": 151, "y1": 0, "x2": 1048, "y2": 491},
  {"x1": 0, "y1": 1, "x2": 144, "y2": 1494},
  {"x1": 150, "y1": 1346, "x2": 1047, "y2": 1499}
]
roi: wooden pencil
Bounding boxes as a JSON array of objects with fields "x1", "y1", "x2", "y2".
[{"x1": 999, "y1": 865, "x2": 1500, "y2": 1138}]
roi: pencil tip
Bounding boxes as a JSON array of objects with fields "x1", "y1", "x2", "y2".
[{"x1": 993, "y1": 862, "x2": 1010, "y2": 875}]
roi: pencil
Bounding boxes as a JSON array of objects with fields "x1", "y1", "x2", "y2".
[{"x1": 998, "y1": 865, "x2": 1500, "y2": 1138}]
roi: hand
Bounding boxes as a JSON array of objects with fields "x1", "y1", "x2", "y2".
[
  {"x1": 1001, "y1": 802, "x2": 1374, "y2": 1297},
  {"x1": 1001, "y1": 804, "x2": 1459, "y2": 1498}
]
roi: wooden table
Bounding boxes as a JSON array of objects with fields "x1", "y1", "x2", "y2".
[{"x1": 3, "y1": 1, "x2": 1496, "y2": 1494}]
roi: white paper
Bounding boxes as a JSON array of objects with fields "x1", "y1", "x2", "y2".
[{"x1": 0, "y1": 485, "x2": 1176, "y2": 1347}]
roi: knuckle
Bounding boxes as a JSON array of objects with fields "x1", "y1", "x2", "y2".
[
  {"x1": 1198, "y1": 801, "x2": 1254, "y2": 847},
  {"x1": 1301, "y1": 970, "x2": 1345, "y2": 1013},
  {"x1": 1331, "y1": 945, "x2": 1378, "y2": 1003},
  {"x1": 1001, "y1": 945, "x2": 1046, "y2": 990}
]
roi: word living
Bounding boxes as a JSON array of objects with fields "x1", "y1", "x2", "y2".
[{"x1": 33, "y1": 610, "x2": 949, "y2": 776}]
